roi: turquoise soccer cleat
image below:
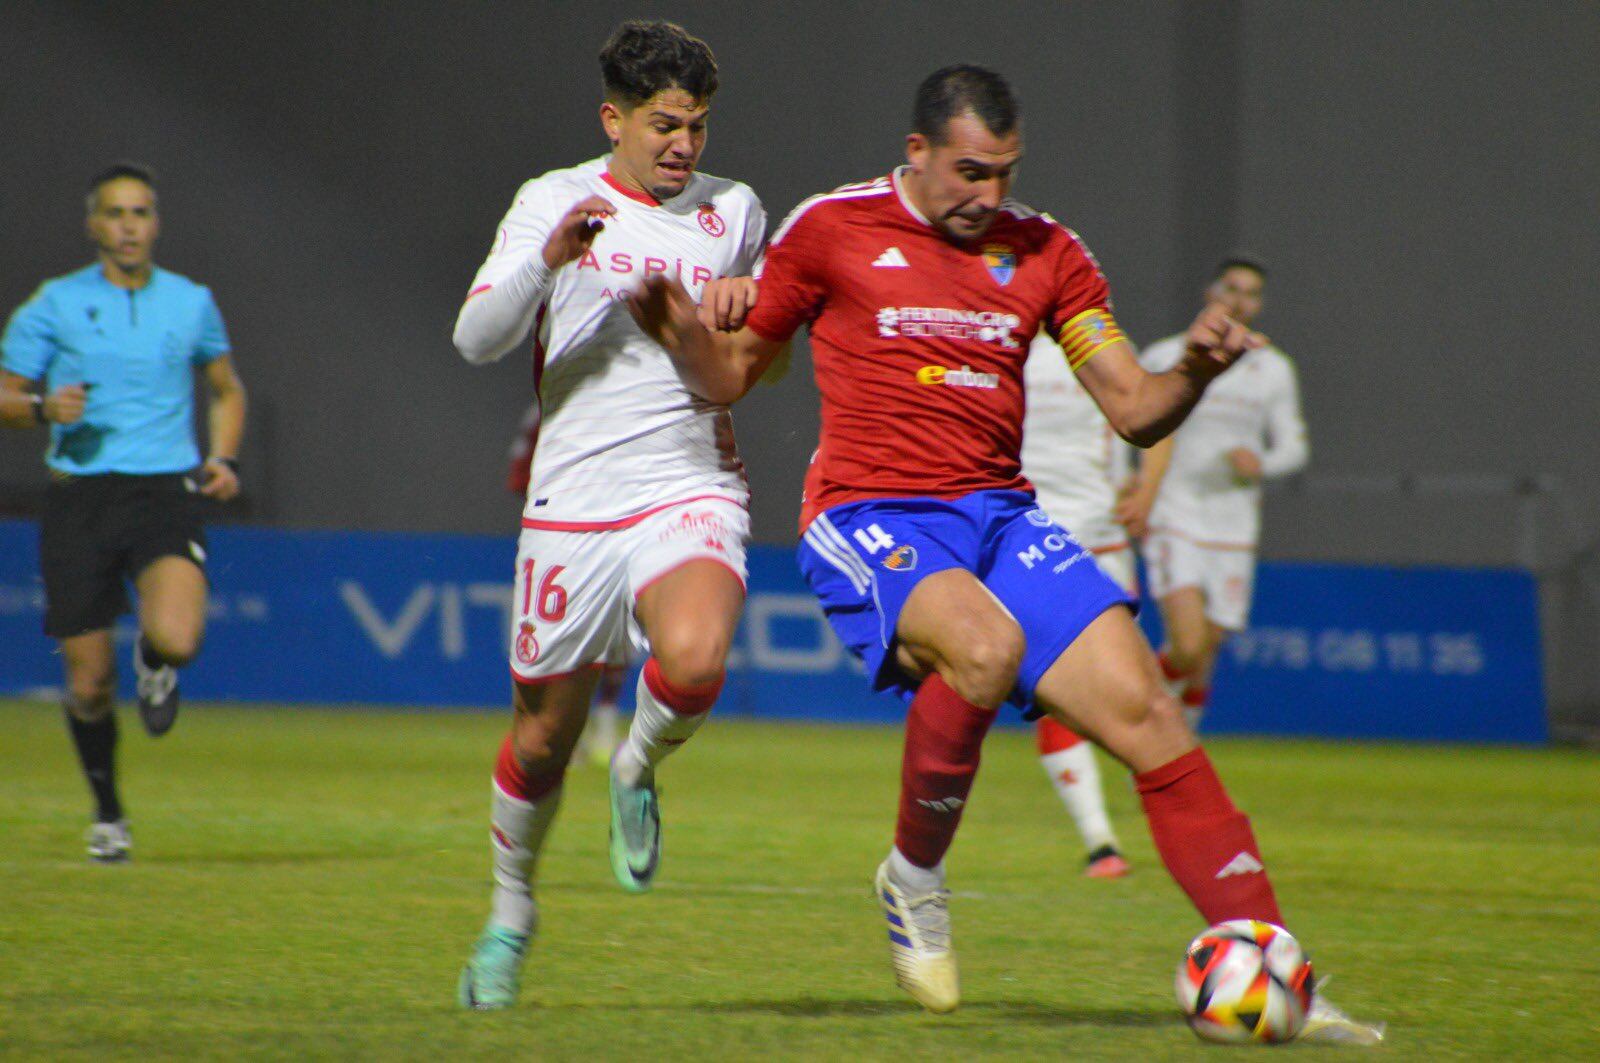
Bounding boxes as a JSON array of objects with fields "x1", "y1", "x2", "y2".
[
  {"x1": 608, "y1": 754, "x2": 661, "y2": 893},
  {"x1": 457, "y1": 923, "x2": 531, "y2": 1011}
]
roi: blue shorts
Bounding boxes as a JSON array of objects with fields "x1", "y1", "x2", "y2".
[{"x1": 797, "y1": 490, "x2": 1135, "y2": 716}]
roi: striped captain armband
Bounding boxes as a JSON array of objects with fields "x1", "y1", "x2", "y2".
[{"x1": 1058, "y1": 307, "x2": 1127, "y2": 370}]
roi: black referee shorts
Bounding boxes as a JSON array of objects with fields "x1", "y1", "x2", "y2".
[{"x1": 39, "y1": 473, "x2": 208, "y2": 639}]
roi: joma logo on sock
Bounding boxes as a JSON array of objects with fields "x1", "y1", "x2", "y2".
[{"x1": 916, "y1": 796, "x2": 965, "y2": 814}]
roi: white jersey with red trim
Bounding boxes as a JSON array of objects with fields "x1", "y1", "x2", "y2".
[
  {"x1": 1020, "y1": 331, "x2": 1130, "y2": 550},
  {"x1": 1140, "y1": 334, "x2": 1309, "y2": 547},
  {"x1": 459, "y1": 156, "x2": 766, "y2": 526}
]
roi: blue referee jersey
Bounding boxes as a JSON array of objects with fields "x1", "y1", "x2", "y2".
[{"x1": 1, "y1": 264, "x2": 230, "y2": 475}]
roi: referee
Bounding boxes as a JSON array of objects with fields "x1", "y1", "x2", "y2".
[{"x1": 0, "y1": 163, "x2": 247, "y2": 861}]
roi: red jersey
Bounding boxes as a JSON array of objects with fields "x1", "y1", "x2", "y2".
[{"x1": 745, "y1": 169, "x2": 1124, "y2": 531}]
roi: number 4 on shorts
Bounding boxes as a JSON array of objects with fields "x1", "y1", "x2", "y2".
[{"x1": 853, "y1": 524, "x2": 895, "y2": 555}]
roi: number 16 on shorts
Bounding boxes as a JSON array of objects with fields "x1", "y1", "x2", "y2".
[{"x1": 511, "y1": 557, "x2": 571, "y2": 676}]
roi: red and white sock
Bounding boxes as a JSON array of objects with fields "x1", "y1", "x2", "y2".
[
  {"x1": 1036, "y1": 717, "x2": 1119, "y2": 853},
  {"x1": 1181, "y1": 684, "x2": 1211, "y2": 731},
  {"x1": 1158, "y1": 650, "x2": 1193, "y2": 700},
  {"x1": 615, "y1": 657, "x2": 719, "y2": 786},
  {"x1": 1135, "y1": 747, "x2": 1283, "y2": 926},
  {"x1": 489, "y1": 733, "x2": 563, "y2": 934},
  {"x1": 894, "y1": 673, "x2": 998, "y2": 872}
]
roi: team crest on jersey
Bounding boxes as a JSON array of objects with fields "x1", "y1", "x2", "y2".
[
  {"x1": 982, "y1": 244, "x2": 1017, "y2": 286},
  {"x1": 514, "y1": 623, "x2": 541, "y2": 666},
  {"x1": 697, "y1": 203, "x2": 726, "y2": 237},
  {"x1": 883, "y1": 544, "x2": 918, "y2": 572}
]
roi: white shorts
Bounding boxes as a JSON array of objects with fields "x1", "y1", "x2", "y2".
[
  {"x1": 508, "y1": 495, "x2": 750, "y2": 684},
  {"x1": 1143, "y1": 531, "x2": 1256, "y2": 631}
]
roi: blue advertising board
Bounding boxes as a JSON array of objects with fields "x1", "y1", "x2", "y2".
[{"x1": 0, "y1": 520, "x2": 1546, "y2": 742}]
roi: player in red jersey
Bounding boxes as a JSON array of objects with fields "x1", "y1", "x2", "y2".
[{"x1": 630, "y1": 66, "x2": 1379, "y2": 1043}]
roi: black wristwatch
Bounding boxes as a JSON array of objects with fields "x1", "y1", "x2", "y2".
[
  {"x1": 212, "y1": 456, "x2": 240, "y2": 474},
  {"x1": 30, "y1": 393, "x2": 47, "y2": 425}
]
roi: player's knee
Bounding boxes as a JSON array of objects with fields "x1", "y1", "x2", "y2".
[
  {"x1": 650, "y1": 630, "x2": 729, "y2": 693},
  {"x1": 945, "y1": 624, "x2": 1024, "y2": 708},
  {"x1": 510, "y1": 715, "x2": 572, "y2": 770},
  {"x1": 146, "y1": 621, "x2": 204, "y2": 667},
  {"x1": 67, "y1": 672, "x2": 116, "y2": 718}
]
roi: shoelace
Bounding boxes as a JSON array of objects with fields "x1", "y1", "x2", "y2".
[{"x1": 903, "y1": 890, "x2": 952, "y2": 953}]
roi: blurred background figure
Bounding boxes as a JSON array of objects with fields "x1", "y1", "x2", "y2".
[
  {"x1": 1020, "y1": 330, "x2": 1136, "y2": 879},
  {"x1": 0, "y1": 162, "x2": 247, "y2": 861},
  {"x1": 1127, "y1": 257, "x2": 1308, "y2": 728}
]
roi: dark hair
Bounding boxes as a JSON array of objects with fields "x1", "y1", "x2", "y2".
[
  {"x1": 599, "y1": 20, "x2": 718, "y2": 107},
  {"x1": 1215, "y1": 254, "x2": 1268, "y2": 281},
  {"x1": 86, "y1": 161, "x2": 157, "y2": 211},
  {"x1": 912, "y1": 64, "x2": 1020, "y2": 144}
]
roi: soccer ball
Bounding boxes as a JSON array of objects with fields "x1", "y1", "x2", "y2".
[{"x1": 1174, "y1": 919, "x2": 1314, "y2": 1044}]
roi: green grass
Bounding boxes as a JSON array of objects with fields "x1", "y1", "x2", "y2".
[{"x1": 2, "y1": 699, "x2": 1598, "y2": 1060}]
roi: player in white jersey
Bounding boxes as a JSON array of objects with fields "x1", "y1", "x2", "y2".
[
  {"x1": 1128, "y1": 258, "x2": 1309, "y2": 727},
  {"x1": 1020, "y1": 331, "x2": 1139, "y2": 878},
  {"x1": 450, "y1": 21, "x2": 767, "y2": 1011}
]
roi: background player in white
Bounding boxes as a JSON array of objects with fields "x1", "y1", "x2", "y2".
[
  {"x1": 1020, "y1": 331, "x2": 1143, "y2": 878},
  {"x1": 450, "y1": 20, "x2": 766, "y2": 1010},
  {"x1": 1129, "y1": 258, "x2": 1309, "y2": 727}
]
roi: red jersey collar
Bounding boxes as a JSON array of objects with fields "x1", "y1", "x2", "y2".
[
  {"x1": 600, "y1": 167, "x2": 662, "y2": 208},
  {"x1": 891, "y1": 166, "x2": 934, "y2": 227}
]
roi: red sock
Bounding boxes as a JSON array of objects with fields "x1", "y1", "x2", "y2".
[
  {"x1": 1158, "y1": 650, "x2": 1189, "y2": 683},
  {"x1": 1135, "y1": 747, "x2": 1283, "y2": 926},
  {"x1": 895, "y1": 673, "x2": 998, "y2": 868},
  {"x1": 494, "y1": 733, "x2": 563, "y2": 802},
  {"x1": 642, "y1": 656, "x2": 722, "y2": 715},
  {"x1": 1035, "y1": 715, "x2": 1085, "y2": 755}
]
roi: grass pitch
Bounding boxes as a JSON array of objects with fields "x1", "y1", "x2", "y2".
[{"x1": 2, "y1": 699, "x2": 1597, "y2": 1060}]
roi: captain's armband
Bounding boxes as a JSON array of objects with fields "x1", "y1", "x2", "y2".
[{"x1": 1058, "y1": 307, "x2": 1127, "y2": 371}]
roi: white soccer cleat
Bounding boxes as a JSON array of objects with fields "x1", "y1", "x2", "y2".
[
  {"x1": 874, "y1": 860, "x2": 959, "y2": 1014},
  {"x1": 86, "y1": 820, "x2": 132, "y2": 863},
  {"x1": 1300, "y1": 982, "x2": 1386, "y2": 1045}
]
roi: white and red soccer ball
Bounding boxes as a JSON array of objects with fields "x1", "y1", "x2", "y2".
[{"x1": 1175, "y1": 919, "x2": 1314, "y2": 1044}]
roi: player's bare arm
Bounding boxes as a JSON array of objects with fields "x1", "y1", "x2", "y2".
[
  {"x1": 627, "y1": 274, "x2": 784, "y2": 403},
  {"x1": 199, "y1": 354, "x2": 247, "y2": 500},
  {"x1": 696, "y1": 275, "x2": 760, "y2": 333},
  {"x1": 0, "y1": 369, "x2": 86, "y2": 429},
  {"x1": 1076, "y1": 304, "x2": 1261, "y2": 448}
]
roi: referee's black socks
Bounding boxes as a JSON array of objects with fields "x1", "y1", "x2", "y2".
[{"x1": 64, "y1": 704, "x2": 123, "y2": 823}]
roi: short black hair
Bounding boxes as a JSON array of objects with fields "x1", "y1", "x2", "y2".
[
  {"x1": 1215, "y1": 254, "x2": 1268, "y2": 281},
  {"x1": 599, "y1": 20, "x2": 718, "y2": 108},
  {"x1": 86, "y1": 161, "x2": 157, "y2": 211},
  {"x1": 912, "y1": 65, "x2": 1020, "y2": 145}
]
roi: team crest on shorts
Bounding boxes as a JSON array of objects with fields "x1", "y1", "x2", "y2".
[
  {"x1": 883, "y1": 544, "x2": 918, "y2": 571},
  {"x1": 1026, "y1": 508, "x2": 1054, "y2": 528},
  {"x1": 982, "y1": 243, "x2": 1016, "y2": 286},
  {"x1": 514, "y1": 623, "x2": 541, "y2": 666},
  {"x1": 697, "y1": 203, "x2": 726, "y2": 237}
]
